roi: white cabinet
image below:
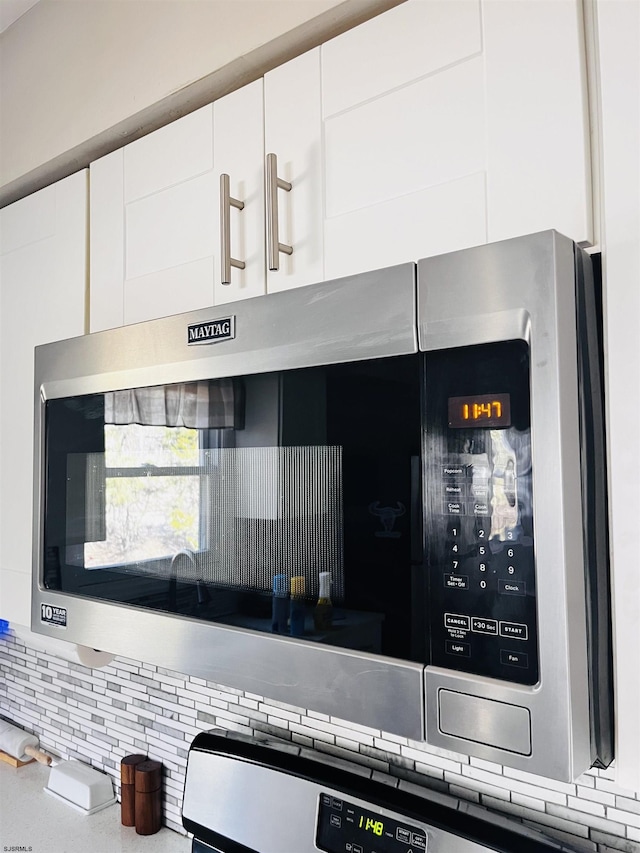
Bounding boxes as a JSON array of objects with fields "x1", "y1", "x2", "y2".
[
  {"x1": 90, "y1": 60, "x2": 322, "y2": 331},
  {"x1": 320, "y1": 0, "x2": 591, "y2": 280},
  {"x1": 90, "y1": 84, "x2": 263, "y2": 331},
  {"x1": 213, "y1": 81, "x2": 266, "y2": 306},
  {"x1": 90, "y1": 0, "x2": 591, "y2": 328},
  {"x1": 321, "y1": 0, "x2": 486, "y2": 280},
  {"x1": 91, "y1": 102, "x2": 218, "y2": 331},
  {"x1": 0, "y1": 171, "x2": 88, "y2": 628},
  {"x1": 483, "y1": 0, "x2": 591, "y2": 243},
  {"x1": 122, "y1": 104, "x2": 217, "y2": 322},
  {"x1": 264, "y1": 49, "x2": 324, "y2": 293}
]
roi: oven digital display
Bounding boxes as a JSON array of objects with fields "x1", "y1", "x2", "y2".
[
  {"x1": 448, "y1": 393, "x2": 511, "y2": 429},
  {"x1": 316, "y1": 793, "x2": 427, "y2": 853}
]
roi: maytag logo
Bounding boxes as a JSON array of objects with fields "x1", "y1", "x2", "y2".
[{"x1": 187, "y1": 316, "x2": 235, "y2": 346}]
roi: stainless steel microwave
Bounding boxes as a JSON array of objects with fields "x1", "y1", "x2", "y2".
[{"x1": 32, "y1": 231, "x2": 613, "y2": 782}]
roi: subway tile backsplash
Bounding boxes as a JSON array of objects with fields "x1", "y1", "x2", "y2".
[{"x1": 1, "y1": 631, "x2": 638, "y2": 851}]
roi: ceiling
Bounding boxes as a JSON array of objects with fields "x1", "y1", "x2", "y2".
[{"x1": 0, "y1": 0, "x2": 40, "y2": 34}]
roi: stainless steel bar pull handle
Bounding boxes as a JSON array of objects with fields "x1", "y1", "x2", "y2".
[
  {"x1": 266, "y1": 153, "x2": 293, "y2": 271},
  {"x1": 220, "y1": 173, "x2": 245, "y2": 285}
]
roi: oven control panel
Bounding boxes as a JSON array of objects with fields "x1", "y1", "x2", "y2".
[
  {"x1": 183, "y1": 730, "x2": 569, "y2": 852},
  {"x1": 316, "y1": 793, "x2": 428, "y2": 853},
  {"x1": 424, "y1": 342, "x2": 539, "y2": 686}
]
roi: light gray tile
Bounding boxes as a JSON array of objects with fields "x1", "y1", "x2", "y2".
[
  {"x1": 614, "y1": 797, "x2": 640, "y2": 816},
  {"x1": 589, "y1": 831, "x2": 640, "y2": 852},
  {"x1": 547, "y1": 803, "x2": 627, "y2": 837}
]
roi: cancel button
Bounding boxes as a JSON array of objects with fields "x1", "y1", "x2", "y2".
[{"x1": 499, "y1": 579, "x2": 527, "y2": 596}]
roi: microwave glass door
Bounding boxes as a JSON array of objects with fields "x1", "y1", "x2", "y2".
[{"x1": 42, "y1": 354, "x2": 425, "y2": 663}]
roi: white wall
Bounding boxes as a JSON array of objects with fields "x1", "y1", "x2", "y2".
[
  {"x1": 0, "y1": 0, "x2": 404, "y2": 206},
  {"x1": 595, "y1": 0, "x2": 640, "y2": 795}
]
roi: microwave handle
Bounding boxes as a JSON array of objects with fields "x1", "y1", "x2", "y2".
[
  {"x1": 220, "y1": 173, "x2": 246, "y2": 285},
  {"x1": 410, "y1": 454, "x2": 427, "y2": 661},
  {"x1": 266, "y1": 153, "x2": 293, "y2": 271}
]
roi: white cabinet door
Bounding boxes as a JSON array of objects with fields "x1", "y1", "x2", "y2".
[
  {"x1": 90, "y1": 83, "x2": 266, "y2": 330},
  {"x1": 90, "y1": 105, "x2": 217, "y2": 331},
  {"x1": 0, "y1": 171, "x2": 87, "y2": 628},
  {"x1": 213, "y1": 80, "x2": 266, "y2": 305},
  {"x1": 483, "y1": 0, "x2": 591, "y2": 243},
  {"x1": 320, "y1": 0, "x2": 591, "y2": 280},
  {"x1": 321, "y1": 0, "x2": 487, "y2": 280},
  {"x1": 264, "y1": 49, "x2": 324, "y2": 293}
]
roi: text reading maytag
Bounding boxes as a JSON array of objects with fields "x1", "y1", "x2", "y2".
[{"x1": 187, "y1": 317, "x2": 235, "y2": 345}]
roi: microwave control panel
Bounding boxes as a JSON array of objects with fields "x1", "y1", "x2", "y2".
[{"x1": 423, "y1": 341, "x2": 539, "y2": 686}]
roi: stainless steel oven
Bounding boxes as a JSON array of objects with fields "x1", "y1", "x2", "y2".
[
  {"x1": 181, "y1": 730, "x2": 582, "y2": 852},
  {"x1": 31, "y1": 230, "x2": 612, "y2": 781}
]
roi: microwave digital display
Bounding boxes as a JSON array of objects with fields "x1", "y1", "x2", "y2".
[{"x1": 448, "y1": 393, "x2": 511, "y2": 429}]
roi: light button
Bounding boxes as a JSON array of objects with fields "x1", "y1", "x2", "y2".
[{"x1": 446, "y1": 640, "x2": 471, "y2": 657}]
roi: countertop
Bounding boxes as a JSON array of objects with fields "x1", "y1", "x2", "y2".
[{"x1": 0, "y1": 759, "x2": 190, "y2": 853}]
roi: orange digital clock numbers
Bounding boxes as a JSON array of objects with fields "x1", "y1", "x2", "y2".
[
  {"x1": 448, "y1": 393, "x2": 511, "y2": 429},
  {"x1": 462, "y1": 400, "x2": 503, "y2": 421}
]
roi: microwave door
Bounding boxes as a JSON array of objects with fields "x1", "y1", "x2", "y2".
[{"x1": 34, "y1": 264, "x2": 429, "y2": 742}]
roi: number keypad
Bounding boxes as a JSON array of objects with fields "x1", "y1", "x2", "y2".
[{"x1": 430, "y1": 455, "x2": 538, "y2": 686}]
